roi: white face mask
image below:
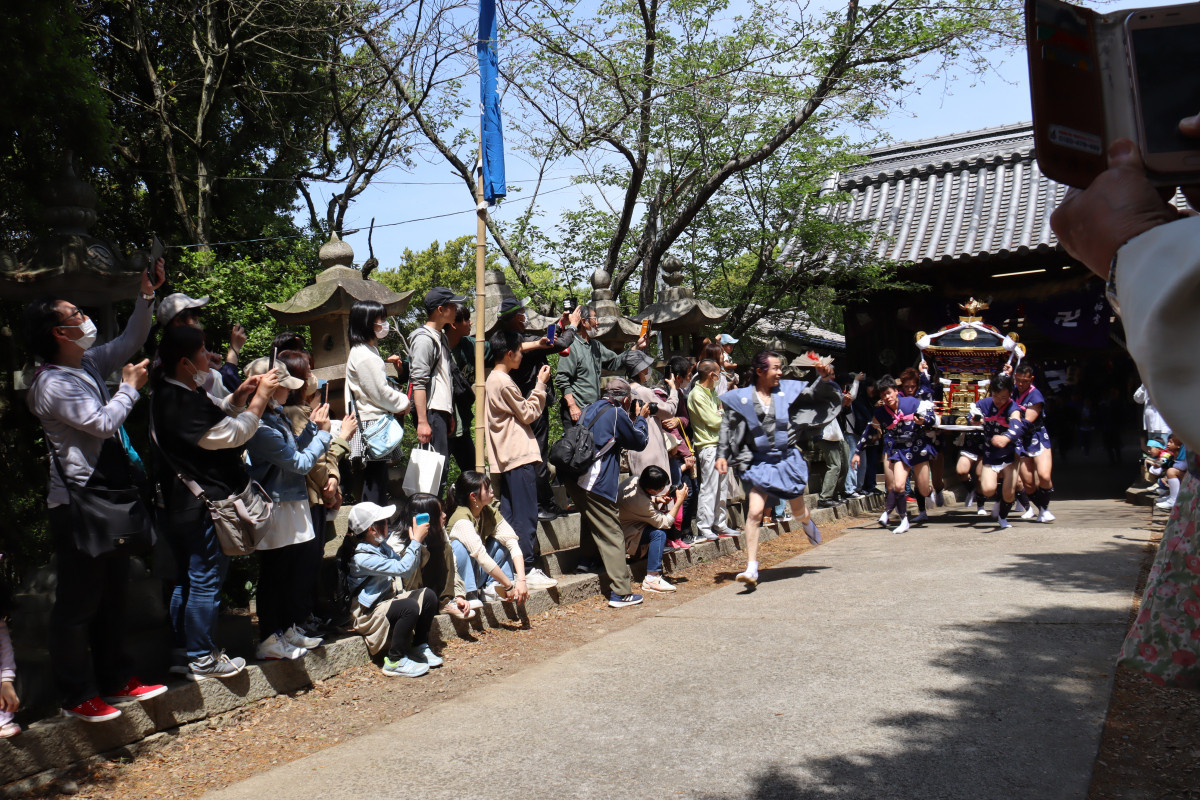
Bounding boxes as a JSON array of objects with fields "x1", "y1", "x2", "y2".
[
  {"x1": 374, "y1": 320, "x2": 391, "y2": 339},
  {"x1": 62, "y1": 318, "x2": 98, "y2": 351},
  {"x1": 186, "y1": 358, "x2": 207, "y2": 388}
]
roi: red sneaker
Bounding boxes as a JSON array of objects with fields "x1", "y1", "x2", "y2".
[
  {"x1": 667, "y1": 538, "x2": 691, "y2": 550},
  {"x1": 62, "y1": 697, "x2": 122, "y2": 723},
  {"x1": 103, "y1": 676, "x2": 168, "y2": 704}
]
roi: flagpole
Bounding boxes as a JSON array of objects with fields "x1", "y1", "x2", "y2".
[{"x1": 475, "y1": 149, "x2": 487, "y2": 474}]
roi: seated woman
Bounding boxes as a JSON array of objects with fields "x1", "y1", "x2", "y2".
[
  {"x1": 342, "y1": 502, "x2": 440, "y2": 677},
  {"x1": 444, "y1": 472, "x2": 530, "y2": 607},
  {"x1": 388, "y1": 493, "x2": 475, "y2": 621}
]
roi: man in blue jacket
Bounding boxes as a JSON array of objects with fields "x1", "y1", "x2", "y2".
[{"x1": 566, "y1": 378, "x2": 651, "y2": 607}]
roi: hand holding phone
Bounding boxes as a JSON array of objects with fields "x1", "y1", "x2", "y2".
[
  {"x1": 319, "y1": 381, "x2": 329, "y2": 407},
  {"x1": 547, "y1": 323, "x2": 557, "y2": 345}
]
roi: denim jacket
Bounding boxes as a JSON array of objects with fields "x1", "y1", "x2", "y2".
[
  {"x1": 245, "y1": 405, "x2": 331, "y2": 503},
  {"x1": 348, "y1": 538, "x2": 425, "y2": 609}
]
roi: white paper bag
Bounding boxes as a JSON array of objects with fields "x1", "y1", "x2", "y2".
[{"x1": 402, "y1": 445, "x2": 445, "y2": 496}]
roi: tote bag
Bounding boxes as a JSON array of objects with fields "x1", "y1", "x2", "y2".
[{"x1": 402, "y1": 443, "x2": 445, "y2": 496}]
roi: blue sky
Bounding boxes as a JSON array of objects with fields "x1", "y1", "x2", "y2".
[{"x1": 317, "y1": 39, "x2": 1033, "y2": 274}]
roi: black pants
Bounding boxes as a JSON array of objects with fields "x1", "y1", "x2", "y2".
[
  {"x1": 530, "y1": 406, "x2": 555, "y2": 507},
  {"x1": 362, "y1": 459, "x2": 390, "y2": 505},
  {"x1": 427, "y1": 409, "x2": 452, "y2": 498},
  {"x1": 500, "y1": 463, "x2": 540, "y2": 570},
  {"x1": 449, "y1": 433, "x2": 477, "y2": 475},
  {"x1": 257, "y1": 543, "x2": 306, "y2": 640},
  {"x1": 296, "y1": 505, "x2": 327, "y2": 623},
  {"x1": 48, "y1": 506, "x2": 134, "y2": 708},
  {"x1": 385, "y1": 587, "x2": 437, "y2": 660}
]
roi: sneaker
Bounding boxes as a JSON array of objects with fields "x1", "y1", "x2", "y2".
[
  {"x1": 524, "y1": 568, "x2": 559, "y2": 589},
  {"x1": 680, "y1": 534, "x2": 699, "y2": 546},
  {"x1": 1156, "y1": 499, "x2": 1175, "y2": 511},
  {"x1": 878, "y1": 510, "x2": 890, "y2": 528},
  {"x1": 575, "y1": 560, "x2": 594, "y2": 574},
  {"x1": 608, "y1": 592, "x2": 644, "y2": 608},
  {"x1": 440, "y1": 601, "x2": 478, "y2": 621},
  {"x1": 976, "y1": 505, "x2": 990, "y2": 516},
  {"x1": 102, "y1": 676, "x2": 168, "y2": 704},
  {"x1": 965, "y1": 489, "x2": 976, "y2": 508},
  {"x1": 483, "y1": 583, "x2": 503, "y2": 602},
  {"x1": 642, "y1": 574, "x2": 677, "y2": 593},
  {"x1": 780, "y1": 510, "x2": 794, "y2": 522},
  {"x1": 934, "y1": 490, "x2": 946, "y2": 508},
  {"x1": 998, "y1": 518, "x2": 1012, "y2": 530},
  {"x1": 666, "y1": 538, "x2": 691, "y2": 551},
  {"x1": 407, "y1": 643, "x2": 444, "y2": 668},
  {"x1": 1038, "y1": 509, "x2": 1057, "y2": 523},
  {"x1": 912, "y1": 511, "x2": 928, "y2": 525},
  {"x1": 300, "y1": 614, "x2": 330, "y2": 638},
  {"x1": 892, "y1": 515, "x2": 910, "y2": 535},
  {"x1": 717, "y1": 529, "x2": 740, "y2": 539},
  {"x1": 537, "y1": 505, "x2": 560, "y2": 522},
  {"x1": 1021, "y1": 505, "x2": 1038, "y2": 520},
  {"x1": 696, "y1": 530, "x2": 720, "y2": 542},
  {"x1": 465, "y1": 592, "x2": 485, "y2": 611},
  {"x1": 256, "y1": 632, "x2": 306, "y2": 661},
  {"x1": 735, "y1": 569, "x2": 759, "y2": 589},
  {"x1": 62, "y1": 697, "x2": 122, "y2": 723},
  {"x1": 284, "y1": 624, "x2": 322, "y2": 650},
  {"x1": 802, "y1": 518, "x2": 822, "y2": 545},
  {"x1": 382, "y1": 656, "x2": 430, "y2": 678},
  {"x1": 187, "y1": 651, "x2": 247, "y2": 681},
  {"x1": 0, "y1": 721, "x2": 20, "y2": 738}
]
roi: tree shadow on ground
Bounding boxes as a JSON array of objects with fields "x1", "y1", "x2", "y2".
[
  {"x1": 696, "y1": 607, "x2": 1137, "y2": 797},
  {"x1": 985, "y1": 536, "x2": 1149, "y2": 595}
]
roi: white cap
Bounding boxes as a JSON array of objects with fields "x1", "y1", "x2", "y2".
[
  {"x1": 348, "y1": 502, "x2": 396, "y2": 534},
  {"x1": 156, "y1": 293, "x2": 210, "y2": 326}
]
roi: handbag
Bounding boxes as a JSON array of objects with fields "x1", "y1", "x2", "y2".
[
  {"x1": 402, "y1": 443, "x2": 445, "y2": 496},
  {"x1": 48, "y1": 439, "x2": 156, "y2": 558},
  {"x1": 348, "y1": 388, "x2": 402, "y2": 462},
  {"x1": 150, "y1": 422, "x2": 272, "y2": 556}
]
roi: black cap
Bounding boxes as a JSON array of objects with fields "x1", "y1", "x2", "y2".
[
  {"x1": 499, "y1": 297, "x2": 527, "y2": 317},
  {"x1": 423, "y1": 287, "x2": 469, "y2": 313}
]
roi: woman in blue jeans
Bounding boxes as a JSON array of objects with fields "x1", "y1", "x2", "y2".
[
  {"x1": 444, "y1": 472, "x2": 529, "y2": 607},
  {"x1": 151, "y1": 326, "x2": 278, "y2": 681}
]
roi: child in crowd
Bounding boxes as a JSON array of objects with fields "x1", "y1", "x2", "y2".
[
  {"x1": 1, "y1": 555, "x2": 19, "y2": 738},
  {"x1": 391, "y1": 493, "x2": 475, "y2": 620},
  {"x1": 343, "y1": 502, "x2": 442, "y2": 678}
]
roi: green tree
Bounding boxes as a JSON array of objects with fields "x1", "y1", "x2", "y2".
[{"x1": 374, "y1": 235, "x2": 499, "y2": 324}]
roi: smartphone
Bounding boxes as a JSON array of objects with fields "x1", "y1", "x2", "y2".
[
  {"x1": 269, "y1": 346, "x2": 277, "y2": 370},
  {"x1": 639, "y1": 319, "x2": 651, "y2": 338},
  {"x1": 147, "y1": 234, "x2": 165, "y2": 283},
  {"x1": 414, "y1": 512, "x2": 430, "y2": 526},
  {"x1": 1125, "y1": 5, "x2": 1200, "y2": 173},
  {"x1": 319, "y1": 380, "x2": 329, "y2": 406},
  {"x1": 547, "y1": 323, "x2": 557, "y2": 345}
]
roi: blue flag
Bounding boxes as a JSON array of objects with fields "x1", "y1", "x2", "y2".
[{"x1": 478, "y1": 0, "x2": 506, "y2": 204}]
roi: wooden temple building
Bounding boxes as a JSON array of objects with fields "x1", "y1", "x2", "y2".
[{"x1": 817, "y1": 122, "x2": 1124, "y2": 385}]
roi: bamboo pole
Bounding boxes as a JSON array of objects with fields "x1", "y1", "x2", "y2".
[{"x1": 474, "y1": 149, "x2": 487, "y2": 473}]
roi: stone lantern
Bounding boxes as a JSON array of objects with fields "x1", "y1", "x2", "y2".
[
  {"x1": 265, "y1": 233, "x2": 412, "y2": 415},
  {"x1": 588, "y1": 266, "x2": 641, "y2": 346},
  {"x1": 636, "y1": 254, "x2": 729, "y2": 358}
]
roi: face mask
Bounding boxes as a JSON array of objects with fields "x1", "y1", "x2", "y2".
[
  {"x1": 185, "y1": 359, "x2": 207, "y2": 388},
  {"x1": 62, "y1": 318, "x2": 98, "y2": 351},
  {"x1": 375, "y1": 320, "x2": 390, "y2": 339}
]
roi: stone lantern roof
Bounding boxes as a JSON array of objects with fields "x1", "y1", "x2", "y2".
[
  {"x1": 0, "y1": 156, "x2": 145, "y2": 306},
  {"x1": 637, "y1": 254, "x2": 730, "y2": 333},
  {"x1": 265, "y1": 233, "x2": 413, "y2": 324},
  {"x1": 588, "y1": 266, "x2": 641, "y2": 345}
]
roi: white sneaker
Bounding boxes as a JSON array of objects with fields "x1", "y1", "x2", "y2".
[
  {"x1": 483, "y1": 584, "x2": 503, "y2": 602},
  {"x1": 524, "y1": 568, "x2": 559, "y2": 590},
  {"x1": 934, "y1": 490, "x2": 945, "y2": 508},
  {"x1": 1156, "y1": 500, "x2": 1174, "y2": 511},
  {"x1": 892, "y1": 516, "x2": 910, "y2": 535},
  {"x1": 642, "y1": 574, "x2": 676, "y2": 593},
  {"x1": 976, "y1": 505, "x2": 990, "y2": 516},
  {"x1": 256, "y1": 632, "x2": 305, "y2": 661},
  {"x1": 1021, "y1": 505, "x2": 1038, "y2": 520},
  {"x1": 283, "y1": 624, "x2": 321, "y2": 650},
  {"x1": 998, "y1": 518, "x2": 1012, "y2": 530},
  {"x1": 735, "y1": 569, "x2": 759, "y2": 588},
  {"x1": 878, "y1": 510, "x2": 890, "y2": 528},
  {"x1": 1038, "y1": 509, "x2": 1056, "y2": 523}
]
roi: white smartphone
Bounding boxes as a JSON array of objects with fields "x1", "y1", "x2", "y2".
[{"x1": 1125, "y1": 4, "x2": 1200, "y2": 174}]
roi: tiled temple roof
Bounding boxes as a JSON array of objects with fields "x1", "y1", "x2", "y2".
[{"x1": 825, "y1": 122, "x2": 1069, "y2": 265}]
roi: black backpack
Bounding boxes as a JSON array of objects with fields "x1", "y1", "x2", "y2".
[{"x1": 549, "y1": 406, "x2": 617, "y2": 478}]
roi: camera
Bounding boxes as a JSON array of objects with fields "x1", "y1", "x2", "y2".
[{"x1": 647, "y1": 401, "x2": 659, "y2": 415}]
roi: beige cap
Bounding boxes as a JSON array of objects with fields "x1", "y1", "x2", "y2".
[{"x1": 244, "y1": 356, "x2": 305, "y2": 390}]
